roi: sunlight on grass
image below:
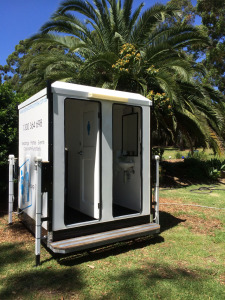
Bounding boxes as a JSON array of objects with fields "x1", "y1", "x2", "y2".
[
  {"x1": 160, "y1": 184, "x2": 225, "y2": 208},
  {"x1": 163, "y1": 147, "x2": 225, "y2": 160}
]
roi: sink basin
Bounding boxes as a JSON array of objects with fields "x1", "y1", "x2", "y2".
[{"x1": 118, "y1": 161, "x2": 134, "y2": 171}]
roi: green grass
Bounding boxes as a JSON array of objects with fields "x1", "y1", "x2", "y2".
[
  {"x1": 0, "y1": 184, "x2": 225, "y2": 299},
  {"x1": 162, "y1": 147, "x2": 224, "y2": 160},
  {"x1": 160, "y1": 183, "x2": 225, "y2": 209}
]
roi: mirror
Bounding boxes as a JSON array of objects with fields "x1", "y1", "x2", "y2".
[{"x1": 122, "y1": 113, "x2": 138, "y2": 156}]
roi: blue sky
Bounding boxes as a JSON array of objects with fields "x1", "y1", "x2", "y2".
[{"x1": 0, "y1": 0, "x2": 198, "y2": 67}]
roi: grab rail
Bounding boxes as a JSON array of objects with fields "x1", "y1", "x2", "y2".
[{"x1": 153, "y1": 155, "x2": 160, "y2": 224}]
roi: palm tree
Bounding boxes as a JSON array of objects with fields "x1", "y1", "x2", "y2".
[{"x1": 21, "y1": 0, "x2": 225, "y2": 152}]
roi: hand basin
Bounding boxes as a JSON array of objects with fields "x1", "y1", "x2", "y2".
[{"x1": 118, "y1": 161, "x2": 134, "y2": 171}]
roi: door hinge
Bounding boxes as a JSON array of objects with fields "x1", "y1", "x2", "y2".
[{"x1": 98, "y1": 202, "x2": 102, "y2": 210}]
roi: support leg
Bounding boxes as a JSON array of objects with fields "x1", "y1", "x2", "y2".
[
  {"x1": 35, "y1": 157, "x2": 42, "y2": 266},
  {"x1": 8, "y1": 155, "x2": 15, "y2": 225}
]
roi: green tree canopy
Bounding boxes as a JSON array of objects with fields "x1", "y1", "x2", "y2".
[
  {"x1": 166, "y1": 0, "x2": 196, "y2": 26},
  {"x1": 197, "y1": 0, "x2": 225, "y2": 93},
  {"x1": 0, "y1": 83, "x2": 26, "y2": 198},
  {"x1": 0, "y1": 83, "x2": 25, "y2": 164},
  {"x1": 0, "y1": 40, "x2": 31, "y2": 91}
]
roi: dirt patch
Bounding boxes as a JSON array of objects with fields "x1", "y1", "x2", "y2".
[
  {"x1": 180, "y1": 215, "x2": 222, "y2": 235},
  {"x1": 0, "y1": 214, "x2": 34, "y2": 244},
  {"x1": 219, "y1": 274, "x2": 225, "y2": 285},
  {"x1": 165, "y1": 159, "x2": 184, "y2": 163},
  {"x1": 159, "y1": 197, "x2": 223, "y2": 235},
  {"x1": 219, "y1": 178, "x2": 225, "y2": 184}
]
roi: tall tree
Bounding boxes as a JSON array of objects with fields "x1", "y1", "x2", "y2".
[
  {"x1": 166, "y1": 0, "x2": 196, "y2": 26},
  {"x1": 20, "y1": 0, "x2": 225, "y2": 152},
  {"x1": 197, "y1": 0, "x2": 225, "y2": 93},
  {"x1": 0, "y1": 39, "x2": 73, "y2": 95},
  {"x1": 0, "y1": 40, "x2": 32, "y2": 91}
]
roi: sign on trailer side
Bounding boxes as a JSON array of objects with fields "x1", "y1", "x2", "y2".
[{"x1": 18, "y1": 96, "x2": 49, "y2": 222}]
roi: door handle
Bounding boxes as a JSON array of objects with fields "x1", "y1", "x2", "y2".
[{"x1": 78, "y1": 151, "x2": 83, "y2": 155}]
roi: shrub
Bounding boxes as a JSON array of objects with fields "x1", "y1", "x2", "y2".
[
  {"x1": 184, "y1": 157, "x2": 225, "y2": 181},
  {"x1": 175, "y1": 151, "x2": 182, "y2": 159},
  {"x1": 203, "y1": 159, "x2": 225, "y2": 180},
  {"x1": 183, "y1": 158, "x2": 207, "y2": 180},
  {"x1": 191, "y1": 150, "x2": 208, "y2": 160}
]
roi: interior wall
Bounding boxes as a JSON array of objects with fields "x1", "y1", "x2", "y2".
[
  {"x1": 65, "y1": 100, "x2": 82, "y2": 210},
  {"x1": 113, "y1": 104, "x2": 142, "y2": 213}
]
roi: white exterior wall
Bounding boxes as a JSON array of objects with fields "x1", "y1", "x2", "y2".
[
  {"x1": 18, "y1": 81, "x2": 152, "y2": 232},
  {"x1": 18, "y1": 90, "x2": 49, "y2": 229}
]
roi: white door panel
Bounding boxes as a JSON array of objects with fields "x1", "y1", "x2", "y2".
[{"x1": 80, "y1": 102, "x2": 100, "y2": 219}]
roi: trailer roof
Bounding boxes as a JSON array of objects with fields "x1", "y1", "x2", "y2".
[
  {"x1": 19, "y1": 81, "x2": 152, "y2": 110},
  {"x1": 18, "y1": 87, "x2": 47, "y2": 110},
  {"x1": 52, "y1": 81, "x2": 152, "y2": 106}
]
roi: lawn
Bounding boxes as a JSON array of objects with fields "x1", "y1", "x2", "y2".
[
  {"x1": 162, "y1": 147, "x2": 223, "y2": 160},
  {"x1": 1, "y1": 181, "x2": 225, "y2": 300}
]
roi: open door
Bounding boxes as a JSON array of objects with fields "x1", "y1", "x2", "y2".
[
  {"x1": 65, "y1": 99, "x2": 100, "y2": 224},
  {"x1": 80, "y1": 102, "x2": 100, "y2": 219}
]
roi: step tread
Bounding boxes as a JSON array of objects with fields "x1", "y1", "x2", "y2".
[{"x1": 50, "y1": 223, "x2": 160, "y2": 252}]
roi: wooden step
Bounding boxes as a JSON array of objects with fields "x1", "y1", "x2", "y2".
[{"x1": 49, "y1": 223, "x2": 160, "y2": 254}]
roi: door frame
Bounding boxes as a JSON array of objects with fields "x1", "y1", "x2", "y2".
[
  {"x1": 112, "y1": 103, "x2": 143, "y2": 216},
  {"x1": 64, "y1": 98, "x2": 102, "y2": 223}
]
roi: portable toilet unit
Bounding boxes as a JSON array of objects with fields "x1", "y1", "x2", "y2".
[{"x1": 17, "y1": 81, "x2": 160, "y2": 256}]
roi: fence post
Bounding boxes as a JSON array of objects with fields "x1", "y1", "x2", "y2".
[
  {"x1": 34, "y1": 157, "x2": 42, "y2": 266},
  {"x1": 8, "y1": 155, "x2": 15, "y2": 225}
]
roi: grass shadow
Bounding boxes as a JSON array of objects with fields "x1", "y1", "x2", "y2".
[
  {"x1": 0, "y1": 244, "x2": 31, "y2": 269},
  {"x1": 7, "y1": 220, "x2": 34, "y2": 235},
  {"x1": 57, "y1": 235, "x2": 164, "y2": 267},
  {"x1": 0, "y1": 267, "x2": 84, "y2": 299},
  {"x1": 159, "y1": 211, "x2": 186, "y2": 233},
  {"x1": 99, "y1": 262, "x2": 212, "y2": 299}
]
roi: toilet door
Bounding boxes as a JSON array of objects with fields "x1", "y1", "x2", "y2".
[{"x1": 79, "y1": 102, "x2": 100, "y2": 219}]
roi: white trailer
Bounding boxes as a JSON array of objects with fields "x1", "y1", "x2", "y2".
[{"x1": 14, "y1": 81, "x2": 159, "y2": 263}]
